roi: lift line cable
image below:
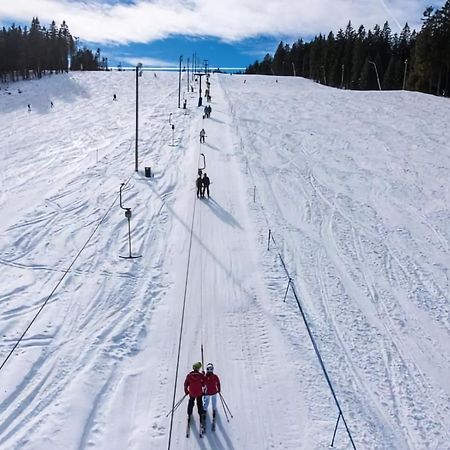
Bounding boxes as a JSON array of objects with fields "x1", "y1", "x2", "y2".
[
  {"x1": 167, "y1": 171, "x2": 199, "y2": 450},
  {"x1": 199, "y1": 163, "x2": 205, "y2": 367}
]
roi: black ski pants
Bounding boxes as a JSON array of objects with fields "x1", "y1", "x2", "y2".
[{"x1": 187, "y1": 395, "x2": 204, "y2": 417}]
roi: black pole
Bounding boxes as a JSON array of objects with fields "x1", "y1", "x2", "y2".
[
  {"x1": 187, "y1": 57, "x2": 190, "y2": 92},
  {"x1": 178, "y1": 55, "x2": 182, "y2": 108},
  {"x1": 201, "y1": 344, "x2": 204, "y2": 369},
  {"x1": 119, "y1": 183, "x2": 125, "y2": 208},
  {"x1": 283, "y1": 278, "x2": 291, "y2": 302},
  {"x1": 135, "y1": 64, "x2": 139, "y2": 172},
  {"x1": 267, "y1": 229, "x2": 271, "y2": 251},
  {"x1": 165, "y1": 394, "x2": 187, "y2": 417},
  {"x1": 219, "y1": 394, "x2": 229, "y2": 422},
  {"x1": 330, "y1": 413, "x2": 341, "y2": 447},
  {"x1": 219, "y1": 392, "x2": 233, "y2": 418},
  {"x1": 127, "y1": 215, "x2": 132, "y2": 258}
]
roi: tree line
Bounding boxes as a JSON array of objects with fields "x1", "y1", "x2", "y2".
[
  {"x1": 246, "y1": 0, "x2": 450, "y2": 97},
  {"x1": 0, "y1": 17, "x2": 108, "y2": 82}
]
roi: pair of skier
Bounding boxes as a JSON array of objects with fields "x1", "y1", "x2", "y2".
[
  {"x1": 196, "y1": 173, "x2": 210, "y2": 199},
  {"x1": 184, "y1": 362, "x2": 221, "y2": 430},
  {"x1": 203, "y1": 105, "x2": 212, "y2": 118}
]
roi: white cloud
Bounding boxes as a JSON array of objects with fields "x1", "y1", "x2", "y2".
[
  {"x1": 120, "y1": 56, "x2": 174, "y2": 67},
  {"x1": 0, "y1": 0, "x2": 431, "y2": 45}
]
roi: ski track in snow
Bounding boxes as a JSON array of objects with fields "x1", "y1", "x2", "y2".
[
  {"x1": 0, "y1": 72, "x2": 449, "y2": 449},
  {"x1": 221, "y1": 75, "x2": 450, "y2": 449}
]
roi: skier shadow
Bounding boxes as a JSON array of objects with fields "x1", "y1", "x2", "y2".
[
  {"x1": 209, "y1": 116, "x2": 225, "y2": 125},
  {"x1": 204, "y1": 415, "x2": 235, "y2": 450},
  {"x1": 204, "y1": 198, "x2": 242, "y2": 229},
  {"x1": 205, "y1": 142, "x2": 220, "y2": 151},
  {"x1": 146, "y1": 183, "x2": 253, "y2": 298},
  {"x1": 190, "y1": 421, "x2": 208, "y2": 449}
]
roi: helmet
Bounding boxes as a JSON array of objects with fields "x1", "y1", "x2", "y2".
[
  {"x1": 206, "y1": 363, "x2": 214, "y2": 372},
  {"x1": 192, "y1": 362, "x2": 202, "y2": 371}
]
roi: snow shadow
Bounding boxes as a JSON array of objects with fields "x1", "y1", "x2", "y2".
[
  {"x1": 190, "y1": 421, "x2": 208, "y2": 448},
  {"x1": 207, "y1": 116, "x2": 225, "y2": 125},
  {"x1": 0, "y1": 74, "x2": 89, "y2": 114},
  {"x1": 146, "y1": 183, "x2": 251, "y2": 299},
  {"x1": 205, "y1": 415, "x2": 235, "y2": 450},
  {"x1": 204, "y1": 142, "x2": 221, "y2": 151},
  {"x1": 203, "y1": 198, "x2": 242, "y2": 229}
]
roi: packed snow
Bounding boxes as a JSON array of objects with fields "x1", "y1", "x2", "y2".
[{"x1": 0, "y1": 70, "x2": 449, "y2": 450}]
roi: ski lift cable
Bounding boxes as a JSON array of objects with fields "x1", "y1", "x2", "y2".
[
  {"x1": 198, "y1": 138, "x2": 206, "y2": 369},
  {"x1": 0, "y1": 171, "x2": 135, "y2": 374},
  {"x1": 167, "y1": 131, "x2": 207, "y2": 448},
  {"x1": 199, "y1": 173, "x2": 205, "y2": 368},
  {"x1": 167, "y1": 176, "x2": 199, "y2": 449}
]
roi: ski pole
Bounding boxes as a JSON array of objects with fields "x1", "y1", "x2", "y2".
[
  {"x1": 167, "y1": 395, "x2": 185, "y2": 417},
  {"x1": 201, "y1": 344, "x2": 204, "y2": 371},
  {"x1": 219, "y1": 392, "x2": 234, "y2": 418},
  {"x1": 219, "y1": 393, "x2": 230, "y2": 422},
  {"x1": 165, "y1": 398, "x2": 183, "y2": 417},
  {"x1": 165, "y1": 394, "x2": 187, "y2": 417}
]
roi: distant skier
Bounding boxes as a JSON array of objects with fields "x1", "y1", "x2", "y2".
[
  {"x1": 207, "y1": 105, "x2": 212, "y2": 118},
  {"x1": 50, "y1": 101, "x2": 54, "y2": 108},
  {"x1": 113, "y1": 94, "x2": 117, "y2": 101},
  {"x1": 196, "y1": 175, "x2": 203, "y2": 198},
  {"x1": 184, "y1": 362, "x2": 205, "y2": 423},
  {"x1": 183, "y1": 99, "x2": 187, "y2": 109},
  {"x1": 202, "y1": 173, "x2": 210, "y2": 198},
  {"x1": 27, "y1": 104, "x2": 31, "y2": 112},
  {"x1": 203, "y1": 363, "x2": 221, "y2": 423},
  {"x1": 200, "y1": 128, "x2": 206, "y2": 144},
  {"x1": 204, "y1": 105, "x2": 208, "y2": 119}
]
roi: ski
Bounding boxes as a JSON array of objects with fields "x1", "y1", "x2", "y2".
[
  {"x1": 212, "y1": 412, "x2": 216, "y2": 431},
  {"x1": 199, "y1": 414, "x2": 206, "y2": 438},
  {"x1": 186, "y1": 416, "x2": 191, "y2": 438}
]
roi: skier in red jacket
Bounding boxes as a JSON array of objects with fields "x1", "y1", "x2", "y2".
[
  {"x1": 203, "y1": 362, "x2": 221, "y2": 420},
  {"x1": 184, "y1": 362, "x2": 205, "y2": 421}
]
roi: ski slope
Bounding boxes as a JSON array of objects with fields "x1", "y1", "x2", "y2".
[{"x1": 0, "y1": 71, "x2": 449, "y2": 450}]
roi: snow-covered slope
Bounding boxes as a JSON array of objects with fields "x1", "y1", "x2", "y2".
[{"x1": 0, "y1": 71, "x2": 448, "y2": 450}]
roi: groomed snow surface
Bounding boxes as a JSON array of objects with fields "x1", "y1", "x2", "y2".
[{"x1": 0, "y1": 72, "x2": 449, "y2": 450}]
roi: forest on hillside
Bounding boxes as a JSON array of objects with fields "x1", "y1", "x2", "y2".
[
  {"x1": 0, "y1": 18, "x2": 106, "y2": 82},
  {"x1": 246, "y1": 1, "x2": 450, "y2": 97}
]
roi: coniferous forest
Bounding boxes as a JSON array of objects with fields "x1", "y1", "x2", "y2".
[
  {"x1": 0, "y1": 18, "x2": 107, "y2": 82},
  {"x1": 246, "y1": 1, "x2": 450, "y2": 97}
]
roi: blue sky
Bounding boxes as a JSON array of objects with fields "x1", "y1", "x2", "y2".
[
  {"x1": 0, "y1": 0, "x2": 445, "y2": 70},
  {"x1": 99, "y1": 36, "x2": 282, "y2": 71}
]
